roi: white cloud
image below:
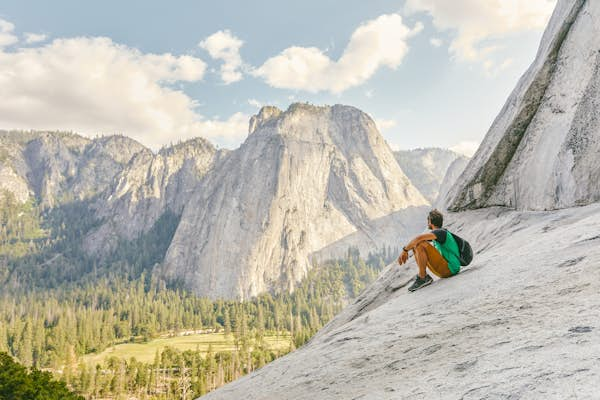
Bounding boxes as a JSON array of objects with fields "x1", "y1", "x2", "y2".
[
  {"x1": 365, "y1": 89, "x2": 374, "y2": 98},
  {"x1": 199, "y1": 30, "x2": 244, "y2": 84},
  {"x1": 404, "y1": 0, "x2": 555, "y2": 67},
  {"x1": 0, "y1": 19, "x2": 13, "y2": 31},
  {"x1": 374, "y1": 118, "x2": 397, "y2": 132},
  {"x1": 194, "y1": 112, "x2": 249, "y2": 149},
  {"x1": 0, "y1": 19, "x2": 18, "y2": 48},
  {"x1": 254, "y1": 14, "x2": 423, "y2": 93},
  {"x1": 24, "y1": 32, "x2": 47, "y2": 44},
  {"x1": 429, "y1": 37, "x2": 442, "y2": 47},
  {"x1": 248, "y1": 98, "x2": 262, "y2": 108},
  {"x1": 0, "y1": 35, "x2": 248, "y2": 149},
  {"x1": 449, "y1": 140, "x2": 480, "y2": 157}
]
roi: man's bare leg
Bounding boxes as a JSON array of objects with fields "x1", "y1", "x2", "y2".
[{"x1": 413, "y1": 242, "x2": 429, "y2": 279}]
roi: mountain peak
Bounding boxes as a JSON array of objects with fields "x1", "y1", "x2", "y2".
[
  {"x1": 248, "y1": 103, "x2": 372, "y2": 137},
  {"x1": 248, "y1": 105, "x2": 283, "y2": 134},
  {"x1": 247, "y1": 103, "x2": 381, "y2": 150},
  {"x1": 157, "y1": 136, "x2": 215, "y2": 157},
  {"x1": 163, "y1": 102, "x2": 427, "y2": 300}
]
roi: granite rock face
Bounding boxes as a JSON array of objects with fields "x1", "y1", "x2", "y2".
[
  {"x1": 83, "y1": 137, "x2": 221, "y2": 255},
  {"x1": 394, "y1": 148, "x2": 465, "y2": 203},
  {"x1": 0, "y1": 131, "x2": 145, "y2": 206},
  {"x1": 162, "y1": 104, "x2": 429, "y2": 300},
  {"x1": 69, "y1": 135, "x2": 148, "y2": 203},
  {"x1": 448, "y1": 0, "x2": 600, "y2": 211},
  {"x1": 1, "y1": 108, "x2": 436, "y2": 299},
  {"x1": 0, "y1": 134, "x2": 31, "y2": 203},
  {"x1": 434, "y1": 155, "x2": 470, "y2": 210}
]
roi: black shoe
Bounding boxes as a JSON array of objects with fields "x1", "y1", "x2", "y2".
[{"x1": 408, "y1": 274, "x2": 433, "y2": 292}]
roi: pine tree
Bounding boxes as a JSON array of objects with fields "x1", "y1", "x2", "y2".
[{"x1": 224, "y1": 309, "x2": 231, "y2": 337}]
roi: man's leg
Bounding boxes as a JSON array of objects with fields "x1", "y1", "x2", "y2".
[
  {"x1": 413, "y1": 242, "x2": 429, "y2": 279},
  {"x1": 414, "y1": 241, "x2": 452, "y2": 278},
  {"x1": 407, "y1": 243, "x2": 435, "y2": 292}
]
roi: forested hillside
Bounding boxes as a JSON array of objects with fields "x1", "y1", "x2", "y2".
[{"x1": 1, "y1": 186, "x2": 393, "y2": 398}]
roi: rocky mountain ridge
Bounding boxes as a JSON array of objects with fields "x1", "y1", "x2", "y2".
[
  {"x1": 1, "y1": 108, "x2": 463, "y2": 301},
  {"x1": 161, "y1": 103, "x2": 429, "y2": 299},
  {"x1": 83, "y1": 137, "x2": 223, "y2": 255},
  {"x1": 0, "y1": 130, "x2": 146, "y2": 207}
]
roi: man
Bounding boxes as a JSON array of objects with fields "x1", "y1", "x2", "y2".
[{"x1": 398, "y1": 209, "x2": 461, "y2": 292}]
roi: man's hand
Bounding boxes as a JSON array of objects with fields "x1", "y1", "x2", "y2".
[
  {"x1": 397, "y1": 233, "x2": 436, "y2": 266},
  {"x1": 398, "y1": 249, "x2": 409, "y2": 265}
]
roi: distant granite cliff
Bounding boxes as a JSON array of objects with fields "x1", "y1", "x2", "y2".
[
  {"x1": 83, "y1": 137, "x2": 224, "y2": 255},
  {"x1": 394, "y1": 148, "x2": 467, "y2": 203},
  {"x1": 0, "y1": 130, "x2": 145, "y2": 206},
  {"x1": 161, "y1": 104, "x2": 428, "y2": 299},
  {"x1": 2, "y1": 106, "x2": 445, "y2": 301}
]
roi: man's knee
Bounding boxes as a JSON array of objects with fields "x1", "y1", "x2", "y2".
[
  {"x1": 415, "y1": 241, "x2": 429, "y2": 252},
  {"x1": 413, "y1": 242, "x2": 428, "y2": 259}
]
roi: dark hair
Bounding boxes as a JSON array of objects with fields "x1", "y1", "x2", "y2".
[{"x1": 428, "y1": 209, "x2": 443, "y2": 228}]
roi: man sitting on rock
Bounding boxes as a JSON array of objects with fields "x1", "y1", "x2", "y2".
[{"x1": 398, "y1": 209, "x2": 461, "y2": 292}]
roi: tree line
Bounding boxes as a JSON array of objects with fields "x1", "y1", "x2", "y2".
[{"x1": 1, "y1": 249, "x2": 391, "y2": 399}]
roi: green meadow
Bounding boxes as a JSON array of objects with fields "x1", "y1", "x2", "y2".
[{"x1": 82, "y1": 332, "x2": 293, "y2": 365}]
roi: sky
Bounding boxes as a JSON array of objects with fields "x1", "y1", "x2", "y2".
[{"x1": 0, "y1": 0, "x2": 557, "y2": 155}]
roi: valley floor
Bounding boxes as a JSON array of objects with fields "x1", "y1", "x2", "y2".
[
  {"x1": 200, "y1": 203, "x2": 600, "y2": 399},
  {"x1": 82, "y1": 332, "x2": 292, "y2": 366}
]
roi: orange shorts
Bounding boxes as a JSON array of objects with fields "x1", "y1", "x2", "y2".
[{"x1": 421, "y1": 241, "x2": 453, "y2": 278}]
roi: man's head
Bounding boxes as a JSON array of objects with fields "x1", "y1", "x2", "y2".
[{"x1": 427, "y1": 209, "x2": 443, "y2": 230}]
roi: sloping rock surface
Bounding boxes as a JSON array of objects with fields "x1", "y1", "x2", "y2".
[{"x1": 200, "y1": 203, "x2": 600, "y2": 399}]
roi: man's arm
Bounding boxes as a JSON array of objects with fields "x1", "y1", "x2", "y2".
[
  {"x1": 397, "y1": 232, "x2": 436, "y2": 265},
  {"x1": 403, "y1": 233, "x2": 436, "y2": 252}
]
